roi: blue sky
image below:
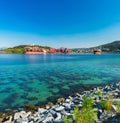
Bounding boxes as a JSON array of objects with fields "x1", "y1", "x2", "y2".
[{"x1": 0, "y1": 0, "x2": 120, "y2": 48}]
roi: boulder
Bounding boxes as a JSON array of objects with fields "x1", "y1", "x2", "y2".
[
  {"x1": 42, "y1": 116, "x2": 54, "y2": 123},
  {"x1": 19, "y1": 111, "x2": 27, "y2": 119},
  {"x1": 54, "y1": 113, "x2": 62, "y2": 122},
  {"x1": 2, "y1": 116, "x2": 12, "y2": 123},
  {"x1": 38, "y1": 108, "x2": 46, "y2": 114},
  {"x1": 14, "y1": 112, "x2": 20, "y2": 120},
  {"x1": 26, "y1": 111, "x2": 31, "y2": 117},
  {"x1": 55, "y1": 106, "x2": 65, "y2": 112},
  {"x1": 57, "y1": 98, "x2": 65, "y2": 103},
  {"x1": 112, "y1": 105, "x2": 118, "y2": 112},
  {"x1": 15, "y1": 118, "x2": 28, "y2": 123}
]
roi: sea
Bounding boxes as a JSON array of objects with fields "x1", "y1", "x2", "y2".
[{"x1": 0, "y1": 54, "x2": 120, "y2": 111}]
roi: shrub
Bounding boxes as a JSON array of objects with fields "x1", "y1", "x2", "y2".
[
  {"x1": 116, "y1": 101, "x2": 120, "y2": 114},
  {"x1": 64, "y1": 96, "x2": 97, "y2": 123},
  {"x1": 100, "y1": 99, "x2": 113, "y2": 113},
  {"x1": 64, "y1": 116, "x2": 73, "y2": 123},
  {"x1": 74, "y1": 107, "x2": 97, "y2": 123},
  {"x1": 96, "y1": 91, "x2": 103, "y2": 97},
  {"x1": 82, "y1": 95, "x2": 95, "y2": 108}
]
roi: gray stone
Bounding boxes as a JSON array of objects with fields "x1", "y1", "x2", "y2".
[
  {"x1": 112, "y1": 105, "x2": 118, "y2": 112},
  {"x1": 55, "y1": 106, "x2": 65, "y2": 112},
  {"x1": 38, "y1": 108, "x2": 46, "y2": 114},
  {"x1": 54, "y1": 113, "x2": 62, "y2": 122},
  {"x1": 42, "y1": 116, "x2": 54, "y2": 123},
  {"x1": 15, "y1": 118, "x2": 28, "y2": 123},
  {"x1": 2, "y1": 116, "x2": 12, "y2": 123},
  {"x1": 14, "y1": 112, "x2": 20, "y2": 120}
]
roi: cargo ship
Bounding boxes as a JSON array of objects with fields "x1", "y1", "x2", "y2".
[{"x1": 93, "y1": 49, "x2": 102, "y2": 54}]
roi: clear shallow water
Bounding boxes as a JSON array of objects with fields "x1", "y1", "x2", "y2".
[{"x1": 0, "y1": 54, "x2": 120, "y2": 111}]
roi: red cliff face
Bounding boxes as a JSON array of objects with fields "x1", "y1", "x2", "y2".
[
  {"x1": 49, "y1": 48, "x2": 56, "y2": 53},
  {"x1": 49, "y1": 48, "x2": 72, "y2": 54},
  {"x1": 25, "y1": 47, "x2": 72, "y2": 54},
  {"x1": 65, "y1": 49, "x2": 72, "y2": 53},
  {"x1": 25, "y1": 47, "x2": 47, "y2": 54}
]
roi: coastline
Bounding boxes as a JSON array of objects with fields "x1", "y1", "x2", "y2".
[{"x1": 1, "y1": 81, "x2": 120, "y2": 123}]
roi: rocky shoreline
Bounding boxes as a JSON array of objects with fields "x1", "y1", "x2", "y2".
[{"x1": 1, "y1": 81, "x2": 120, "y2": 123}]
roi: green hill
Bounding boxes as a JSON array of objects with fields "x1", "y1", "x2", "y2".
[
  {"x1": 74, "y1": 41, "x2": 120, "y2": 53},
  {"x1": 0, "y1": 45, "x2": 51, "y2": 54},
  {"x1": 100, "y1": 41, "x2": 120, "y2": 53}
]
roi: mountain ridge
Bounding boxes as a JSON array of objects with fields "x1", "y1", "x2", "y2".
[{"x1": 73, "y1": 41, "x2": 120, "y2": 53}]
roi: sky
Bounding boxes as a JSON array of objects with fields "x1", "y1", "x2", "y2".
[{"x1": 0, "y1": 0, "x2": 120, "y2": 48}]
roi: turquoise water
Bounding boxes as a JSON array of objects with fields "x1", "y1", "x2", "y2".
[{"x1": 0, "y1": 54, "x2": 120, "y2": 111}]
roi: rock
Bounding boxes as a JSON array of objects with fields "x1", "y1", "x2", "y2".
[
  {"x1": 76, "y1": 93, "x2": 83, "y2": 100},
  {"x1": 14, "y1": 111, "x2": 31, "y2": 121},
  {"x1": 49, "y1": 109, "x2": 56, "y2": 116},
  {"x1": 0, "y1": 118, "x2": 3, "y2": 123},
  {"x1": 57, "y1": 98, "x2": 65, "y2": 103},
  {"x1": 65, "y1": 99, "x2": 71, "y2": 103},
  {"x1": 73, "y1": 98, "x2": 81, "y2": 105},
  {"x1": 2, "y1": 116, "x2": 12, "y2": 123},
  {"x1": 29, "y1": 121, "x2": 33, "y2": 123},
  {"x1": 42, "y1": 116, "x2": 54, "y2": 123},
  {"x1": 55, "y1": 106, "x2": 65, "y2": 112},
  {"x1": 78, "y1": 103, "x2": 82, "y2": 107},
  {"x1": 38, "y1": 108, "x2": 46, "y2": 114},
  {"x1": 36, "y1": 118, "x2": 43, "y2": 123},
  {"x1": 15, "y1": 118, "x2": 28, "y2": 123},
  {"x1": 33, "y1": 112, "x2": 40, "y2": 117},
  {"x1": 54, "y1": 113, "x2": 62, "y2": 122},
  {"x1": 0, "y1": 113, "x2": 6, "y2": 121},
  {"x1": 63, "y1": 103, "x2": 71, "y2": 109},
  {"x1": 28, "y1": 116, "x2": 34, "y2": 122},
  {"x1": 33, "y1": 116, "x2": 41, "y2": 122},
  {"x1": 45, "y1": 105, "x2": 50, "y2": 109},
  {"x1": 61, "y1": 110, "x2": 71, "y2": 116},
  {"x1": 95, "y1": 97, "x2": 100, "y2": 103},
  {"x1": 14, "y1": 112, "x2": 20, "y2": 120},
  {"x1": 46, "y1": 102, "x2": 54, "y2": 108},
  {"x1": 19, "y1": 111, "x2": 27, "y2": 119},
  {"x1": 68, "y1": 96, "x2": 73, "y2": 100},
  {"x1": 28, "y1": 117, "x2": 34, "y2": 123},
  {"x1": 26, "y1": 111, "x2": 31, "y2": 117},
  {"x1": 112, "y1": 105, "x2": 118, "y2": 112}
]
